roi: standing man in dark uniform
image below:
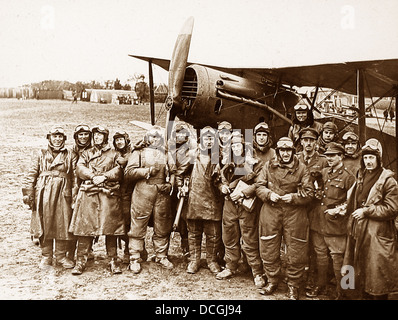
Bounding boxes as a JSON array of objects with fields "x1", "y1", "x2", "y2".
[
  {"x1": 297, "y1": 128, "x2": 328, "y2": 172},
  {"x1": 306, "y1": 143, "x2": 355, "y2": 299},
  {"x1": 256, "y1": 137, "x2": 313, "y2": 300},
  {"x1": 112, "y1": 130, "x2": 133, "y2": 263},
  {"x1": 296, "y1": 127, "x2": 329, "y2": 290}
]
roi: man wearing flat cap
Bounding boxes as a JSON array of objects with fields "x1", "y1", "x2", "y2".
[
  {"x1": 296, "y1": 127, "x2": 328, "y2": 290},
  {"x1": 297, "y1": 128, "x2": 328, "y2": 172},
  {"x1": 256, "y1": 137, "x2": 314, "y2": 300},
  {"x1": 306, "y1": 142, "x2": 355, "y2": 299}
]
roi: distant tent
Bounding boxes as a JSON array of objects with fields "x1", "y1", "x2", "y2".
[
  {"x1": 88, "y1": 89, "x2": 138, "y2": 104},
  {"x1": 37, "y1": 89, "x2": 63, "y2": 100},
  {"x1": 15, "y1": 88, "x2": 22, "y2": 99},
  {"x1": 81, "y1": 89, "x2": 91, "y2": 101},
  {"x1": 62, "y1": 90, "x2": 74, "y2": 100},
  {"x1": 154, "y1": 83, "x2": 168, "y2": 103},
  {"x1": 0, "y1": 88, "x2": 7, "y2": 98}
]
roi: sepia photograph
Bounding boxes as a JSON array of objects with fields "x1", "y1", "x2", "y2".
[{"x1": 1, "y1": 0, "x2": 397, "y2": 307}]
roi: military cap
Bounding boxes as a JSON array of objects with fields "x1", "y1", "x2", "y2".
[
  {"x1": 217, "y1": 121, "x2": 232, "y2": 131},
  {"x1": 324, "y1": 142, "x2": 345, "y2": 155},
  {"x1": 276, "y1": 137, "x2": 294, "y2": 150},
  {"x1": 299, "y1": 127, "x2": 318, "y2": 140}
]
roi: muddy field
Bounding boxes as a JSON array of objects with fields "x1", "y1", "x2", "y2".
[{"x1": 0, "y1": 99, "x2": 396, "y2": 302}]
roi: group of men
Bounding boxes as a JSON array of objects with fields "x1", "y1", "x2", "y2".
[{"x1": 22, "y1": 105, "x2": 398, "y2": 300}]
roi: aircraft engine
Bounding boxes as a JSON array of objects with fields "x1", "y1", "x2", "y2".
[{"x1": 176, "y1": 64, "x2": 300, "y2": 132}]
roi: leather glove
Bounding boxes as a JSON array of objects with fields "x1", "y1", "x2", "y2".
[
  {"x1": 149, "y1": 166, "x2": 160, "y2": 177},
  {"x1": 93, "y1": 175, "x2": 107, "y2": 185},
  {"x1": 23, "y1": 195, "x2": 34, "y2": 209},
  {"x1": 177, "y1": 185, "x2": 189, "y2": 199},
  {"x1": 221, "y1": 184, "x2": 230, "y2": 195}
]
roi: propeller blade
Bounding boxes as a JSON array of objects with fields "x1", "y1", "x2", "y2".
[
  {"x1": 165, "y1": 16, "x2": 194, "y2": 111},
  {"x1": 164, "y1": 109, "x2": 177, "y2": 143},
  {"x1": 165, "y1": 17, "x2": 194, "y2": 141}
]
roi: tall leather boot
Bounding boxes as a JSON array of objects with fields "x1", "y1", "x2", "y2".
[
  {"x1": 39, "y1": 239, "x2": 53, "y2": 269},
  {"x1": 306, "y1": 263, "x2": 328, "y2": 298},
  {"x1": 106, "y1": 235, "x2": 122, "y2": 274},
  {"x1": 71, "y1": 236, "x2": 91, "y2": 275},
  {"x1": 55, "y1": 240, "x2": 75, "y2": 269},
  {"x1": 66, "y1": 239, "x2": 77, "y2": 261},
  {"x1": 187, "y1": 232, "x2": 202, "y2": 274}
]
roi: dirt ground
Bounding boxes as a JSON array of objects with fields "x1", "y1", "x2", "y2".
[{"x1": 0, "y1": 99, "x2": 396, "y2": 302}]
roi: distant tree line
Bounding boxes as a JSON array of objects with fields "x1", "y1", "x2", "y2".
[
  {"x1": 29, "y1": 78, "x2": 132, "y2": 93},
  {"x1": 28, "y1": 75, "x2": 168, "y2": 104}
]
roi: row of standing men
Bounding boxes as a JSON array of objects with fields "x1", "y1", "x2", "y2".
[{"x1": 22, "y1": 115, "x2": 398, "y2": 300}]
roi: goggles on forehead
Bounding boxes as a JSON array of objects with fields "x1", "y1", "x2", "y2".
[
  {"x1": 114, "y1": 130, "x2": 127, "y2": 136},
  {"x1": 49, "y1": 127, "x2": 65, "y2": 135},
  {"x1": 75, "y1": 124, "x2": 90, "y2": 132},
  {"x1": 92, "y1": 126, "x2": 110, "y2": 137},
  {"x1": 217, "y1": 122, "x2": 232, "y2": 131},
  {"x1": 362, "y1": 141, "x2": 379, "y2": 151},
  {"x1": 254, "y1": 122, "x2": 269, "y2": 132},
  {"x1": 92, "y1": 125, "x2": 106, "y2": 131},
  {"x1": 294, "y1": 104, "x2": 308, "y2": 111},
  {"x1": 342, "y1": 132, "x2": 359, "y2": 142}
]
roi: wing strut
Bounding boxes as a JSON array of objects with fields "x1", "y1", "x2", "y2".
[
  {"x1": 315, "y1": 73, "x2": 355, "y2": 111},
  {"x1": 395, "y1": 92, "x2": 398, "y2": 175},
  {"x1": 148, "y1": 60, "x2": 155, "y2": 125},
  {"x1": 311, "y1": 86, "x2": 319, "y2": 109},
  {"x1": 357, "y1": 69, "x2": 366, "y2": 146}
]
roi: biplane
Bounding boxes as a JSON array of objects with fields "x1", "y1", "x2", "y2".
[{"x1": 129, "y1": 17, "x2": 398, "y2": 174}]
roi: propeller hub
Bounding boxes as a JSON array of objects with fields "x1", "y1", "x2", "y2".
[{"x1": 165, "y1": 96, "x2": 173, "y2": 111}]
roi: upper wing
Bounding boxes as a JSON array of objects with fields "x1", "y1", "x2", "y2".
[{"x1": 129, "y1": 54, "x2": 398, "y2": 98}]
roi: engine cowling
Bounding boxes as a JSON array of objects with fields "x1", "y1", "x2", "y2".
[{"x1": 175, "y1": 64, "x2": 300, "y2": 141}]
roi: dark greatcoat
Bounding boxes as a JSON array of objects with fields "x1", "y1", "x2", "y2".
[
  {"x1": 22, "y1": 146, "x2": 77, "y2": 241},
  {"x1": 69, "y1": 144, "x2": 124, "y2": 236},
  {"x1": 344, "y1": 168, "x2": 398, "y2": 295}
]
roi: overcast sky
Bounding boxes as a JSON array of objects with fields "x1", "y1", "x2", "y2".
[{"x1": 1, "y1": 0, "x2": 398, "y2": 87}]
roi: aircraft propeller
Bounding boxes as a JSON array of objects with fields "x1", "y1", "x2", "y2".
[{"x1": 164, "y1": 16, "x2": 194, "y2": 141}]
